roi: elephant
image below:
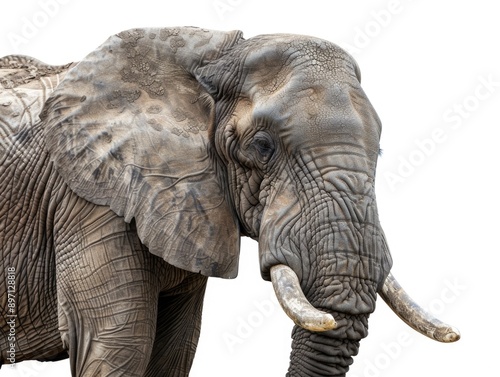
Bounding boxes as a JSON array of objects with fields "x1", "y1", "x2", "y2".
[{"x1": 0, "y1": 27, "x2": 460, "y2": 376}]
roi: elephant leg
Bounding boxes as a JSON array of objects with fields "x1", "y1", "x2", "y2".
[
  {"x1": 55, "y1": 200, "x2": 166, "y2": 376},
  {"x1": 145, "y1": 273, "x2": 208, "y2": 377}
]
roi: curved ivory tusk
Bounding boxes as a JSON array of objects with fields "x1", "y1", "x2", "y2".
[
  {"x1": 270, "y1": 264, "x2": 337, "y2": 332},
  {"x1": 379, "y1": 272, "x2": 461, "y2": 343}
]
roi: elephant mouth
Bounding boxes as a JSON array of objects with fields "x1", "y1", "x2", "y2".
[{"x1": 270, "y1": 264, "x2": 460, "y2": 343}]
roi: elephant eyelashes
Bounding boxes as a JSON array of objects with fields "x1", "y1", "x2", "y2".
[{"x1": 249, "y1": 131, "x2": 275, "y2": 163}]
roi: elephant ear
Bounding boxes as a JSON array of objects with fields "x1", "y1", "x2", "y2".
[{"x1": 42, "y1": 27, "x2": 244, "y2": 278}]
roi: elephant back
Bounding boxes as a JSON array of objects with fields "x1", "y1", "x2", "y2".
[{"x1": 0, "y1": 55, "x2": 73, "y2": 159}]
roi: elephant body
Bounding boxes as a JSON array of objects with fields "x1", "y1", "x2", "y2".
[
  {"x1": 0, "y1": 57, "x2": 70, "y2": 363},
  {"x1": 0, "y1": 28, "x2": 459, "y2": 376},
  {"x1": 0, "y1": 55, "x2": 209, "y2": 374}
]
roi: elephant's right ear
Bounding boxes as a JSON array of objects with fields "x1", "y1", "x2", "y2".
[{"x1": 41, "y1": 27, "x2": 244, "y2": 278}]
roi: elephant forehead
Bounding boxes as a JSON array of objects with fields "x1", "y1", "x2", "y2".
[
  {"x1": 245, "y1": 34, "x2": 359, "y2": 77},
  {"x1": 243, "y1": 35, "x2": 360, "y2": 98},
  {"x1": 256, "y1": 81, "x2": 373, "y2": 148},
  {"x1": 245, "y1": 34, "x2": 380, "y2": 143}
]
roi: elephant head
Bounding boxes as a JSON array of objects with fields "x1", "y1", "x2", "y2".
[{"x1": 41, "y1": 27, "x2": 459, "y2": 376}]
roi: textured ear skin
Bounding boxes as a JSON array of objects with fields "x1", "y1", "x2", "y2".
[{"x1": 42, "y1": 27, "x2": 243, "y2": 278}]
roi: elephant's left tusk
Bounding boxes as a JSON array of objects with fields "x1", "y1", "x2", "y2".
[
  {"x1": 270, "y1": 264, "x2": 337, "y2": 332},
  {"x1": 379, "y1": 272, "x2": 461, "y2": 343}
]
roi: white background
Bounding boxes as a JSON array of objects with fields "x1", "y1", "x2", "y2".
[{"x1": 1, "y1": 1, "x2": 498, "y2": 376}]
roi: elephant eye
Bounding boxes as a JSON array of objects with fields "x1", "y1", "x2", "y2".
[{"x1": 250, "y1": 131, "x2": 275, "y2": 162}]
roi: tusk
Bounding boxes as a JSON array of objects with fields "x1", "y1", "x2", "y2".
[
  {"x1": 270, "y1": 264, "x2": 337, "y2": 332},
  {"x1": 379, "y1": 272, "x2": 461, "y2": 343}
]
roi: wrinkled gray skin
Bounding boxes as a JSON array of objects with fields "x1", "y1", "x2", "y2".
[{"x1": 1, "y1": 28, "x2": 393, "y2": 376}]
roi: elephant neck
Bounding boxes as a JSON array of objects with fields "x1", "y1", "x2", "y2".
[
  {"x1": 1, "y1": 122, "x2": 64, "y2": 262},
  {"x1": 0, "y1": 122, "x2": 67, "y2": 361}
]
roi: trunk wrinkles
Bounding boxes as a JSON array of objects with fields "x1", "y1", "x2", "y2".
[
  {"x1": 287, "y1": 323, "x2": 365, "y2": 377},
  {"x1": 288, "y1": 186, "x2": 391, "y2": 294},
  {"x1": 269, "y1": 165, "x2": 390, "y2": 376}
]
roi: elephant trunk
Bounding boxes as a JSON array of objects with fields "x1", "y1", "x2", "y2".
[
  {"x1": 286, "y1": 320, "x2": 366, "y2": 377},
  {"x1": 271, "y1": 265, "x2": 375, "y2": 376}
]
